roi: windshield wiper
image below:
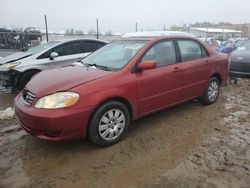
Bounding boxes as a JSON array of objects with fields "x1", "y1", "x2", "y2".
[{"x1": 83, "y1": 63, "x2": 111, "y2": 71}]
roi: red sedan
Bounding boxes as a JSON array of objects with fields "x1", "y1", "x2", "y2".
[{"x1": 15, "y1": 34, "x2": 229, "y2": 147}]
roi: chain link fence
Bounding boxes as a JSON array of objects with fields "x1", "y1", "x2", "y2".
[
  {"x1": 0, "y1": 27, "x2": 42, "y2": 50},
  {"x1": 42, "y1": 33, "x2": 121, "y2": 42},
  {"x1": 0, "y1": 29, "x2": 122, "y2": 51}
]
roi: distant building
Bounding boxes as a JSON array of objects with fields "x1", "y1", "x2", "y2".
[
  {"x1": 219, "y1": 24, "x2": 250, "y2": 38},
  {"x1": 187, "y1": 27, "x2": 243, "y2": 40}
]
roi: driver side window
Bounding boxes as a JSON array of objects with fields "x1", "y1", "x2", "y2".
[
  {"x1": 53, "y1": 42, "x2": 82, "y2": 56},
  {"x1": 38, "y1": 42, "x2": 82, "y2": 59},
  {"x1": 142, "y1": 41, "x2": 177, "y2": 67}
]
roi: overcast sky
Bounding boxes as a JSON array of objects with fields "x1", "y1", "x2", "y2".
[{"x1": 0, "y1": 0, "x2": 249, "y2": 33}]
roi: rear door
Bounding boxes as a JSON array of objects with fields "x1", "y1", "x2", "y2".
[
  {"x1": 136, "y1": 40, "x2": 182, "y2": 116},
  {"x1": 177, "y1": 39, "x2": 211, "y2": 100}
]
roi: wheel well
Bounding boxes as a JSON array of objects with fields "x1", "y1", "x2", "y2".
[
  {"x1": 97, "y1": 97, "x2": 133, "y2": 121},
  {"x1": 211, "y1": 73, "x2": 222, "y2": 84},
  {"x1": 17, "y1": 69, "x2": 41, "y2": 89},
  {"x1": 87, "y1": 97, "x2": 134, "y2": 133}
]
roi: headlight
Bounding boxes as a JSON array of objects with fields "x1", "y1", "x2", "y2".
[
  {"x1": 35, "y1": 92, "x2": 79, "y2": 109},
  {"x1": 0, "y1": 62, "x2": 20, "y2": 71}
]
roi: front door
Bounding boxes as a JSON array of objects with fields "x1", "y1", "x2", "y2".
[{"x1": 136, "y1": 40, "x2": 182, "y2": 116}]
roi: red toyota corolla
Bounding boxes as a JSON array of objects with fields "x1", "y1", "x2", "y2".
[{"x1": 15, "y1": 33, "x2": 229, "y2": 147}]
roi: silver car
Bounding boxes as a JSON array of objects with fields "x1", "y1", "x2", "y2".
[{"x1": 0, "y1": 39, "x2": 107, "y2": 90}]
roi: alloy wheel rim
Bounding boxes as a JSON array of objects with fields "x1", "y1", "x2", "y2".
[
  {"x1": 208, "y1": 81, "x2": 219, "y2": 102},
  {"x1": 98, "y1": 109, "x2": 125, "y2": 141}
]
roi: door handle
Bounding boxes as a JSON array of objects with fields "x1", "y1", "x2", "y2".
[
  {"x1": 204, "y1": 60, "x2": 209, "y2": 65},
  {"x1": 173, "y1": 67, "x2": 179, "y2": 72}
]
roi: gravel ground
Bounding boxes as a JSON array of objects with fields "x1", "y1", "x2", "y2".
[{"x1": 0, "y1": 79, "x2": 249, "y2": 188}]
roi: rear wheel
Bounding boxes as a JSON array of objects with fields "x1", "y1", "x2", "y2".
[
  {"x1": 17, "y1": 70, "x2": 39, "y2": 90},
  {"x1": 88, "y1": 101, "x2": 130, "y2": 147},
  {"x1": 200, "y1": 77, "x2": 220, "y2": 105}
]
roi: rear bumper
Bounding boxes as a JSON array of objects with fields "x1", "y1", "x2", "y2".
[{"x1": 14, "y1": 93, "x2": 95, "y2": 141}]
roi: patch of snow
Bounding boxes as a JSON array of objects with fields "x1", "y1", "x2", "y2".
[
  {"x1": 72, "y1": 62, "x2": 84, "y2": 67},
  {"x1": 0, "y1": 107, "x2": 15, "y2": 120},
  {"x1": 223, "y1": 110, "x2": 248, "y2": 124},
  {"x1": 191, "y1": 27, "x2": 242, "y2": 33},
  {"x1": 231, "y1": 111, "x2": 248, "y2": 117},
  {"x1": 121, "y1": 31, "x2": 194, "y2": 38},
  {"x1": 224, "y1": 103, "x2": 234, "y2": 109},
  {"x1": 0, "y1": 86, "x2": 12, "y2": 94}
]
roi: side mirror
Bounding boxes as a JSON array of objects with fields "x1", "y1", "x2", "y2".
[
  {"x1": 138, "y1": 60, "x2": 157, "y2": 70},
  {"x1": 50, "y1": 52, "x2": 58, "y2": 60}
]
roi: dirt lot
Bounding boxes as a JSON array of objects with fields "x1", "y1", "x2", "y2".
[{"x1": 0, "y1": 79, "x2": 250, "y2": 188}]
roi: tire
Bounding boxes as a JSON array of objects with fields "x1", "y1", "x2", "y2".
[
  {"x1": 229, "y1": 76, "x2": 238, "y2": 85},
  {"x1": 87, "y1": 101, "x2": 130, "y2": 147},
  {"x1": 17, "y1": 70, "x2": 39, "y2": 90},
  {"x1": 200, "y1": 77, "x2": 220, "y2": 105}
]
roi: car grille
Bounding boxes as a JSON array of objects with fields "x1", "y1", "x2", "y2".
[{"x1": 22, "y1": 89, "x2": 36, "y2": 105}]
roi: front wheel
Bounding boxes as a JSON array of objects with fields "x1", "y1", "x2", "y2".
[
  {"x1": 87, "y1": 101, "x2": 130, "y2": 147},
  {"x1": 200, "y1": 77, "x2": 220, "y2": 105}
]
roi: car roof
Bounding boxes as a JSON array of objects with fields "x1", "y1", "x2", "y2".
[
  {"x1": 119, "y1": 31, "x2": 196, "y2": 42},
  {"x1": 55, "y1": 38, "x2": 107, "y2": 44},
  {"x1": 121, "y1": 31, "x2": 194, "y2": 39},
  {"x1": 26, "y1": 38, "x2": 107, "y2": 57}
]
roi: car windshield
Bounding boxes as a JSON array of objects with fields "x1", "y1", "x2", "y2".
[
  {"x1": 27, "y1": 41, "x2": 60, "y2": 54},
  {"x1": 235, "y1": 40, "x2": 249, "y2": 49},
  {"x1": 81, "y1": 40, "x2": 147, "y2": 70},
  {"x1": 236, "y1": 40, "x2": 250, "y2": 51}
]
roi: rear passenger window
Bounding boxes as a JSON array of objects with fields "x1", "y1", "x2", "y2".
[
  {"x1": 53, "y1": 42, "x2": 82, "y2": 56},
  {"x1": 178, "y1": 40, "x2": 206, "y2": 62},
  {"x1": 84, "y1": 41, "x2": 105, "y2": 52},
  {"x1": 142, "y1": 41, "x2": 176, "y2": 67}
]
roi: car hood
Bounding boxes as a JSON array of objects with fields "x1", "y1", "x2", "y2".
[
  {"x1": 0, "y1": 52, "x2": 32, "y2": 65},
  {"x1": 231, "y1": 50, "x2": 250, "y2": 63},
  {"x1": 26, "y1": 66, "x2": 113, "y2": 97}
]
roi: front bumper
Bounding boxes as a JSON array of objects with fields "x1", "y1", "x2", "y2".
[
  {"x1": 14, "y1": 93, "x2": 95, "y2": 141},
  {"x1": 0, "y1": 69, "x2": 21, "y2": 89}
]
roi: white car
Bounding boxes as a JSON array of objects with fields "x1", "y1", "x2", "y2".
[{"x1": 0, "y1": 39, "x2": 107, "y2": 90}]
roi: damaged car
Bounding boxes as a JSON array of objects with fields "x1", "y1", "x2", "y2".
[{"x1": 0, "y1": 39, "x2": 107, "y2": 91}]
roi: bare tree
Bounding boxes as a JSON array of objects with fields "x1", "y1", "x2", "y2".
[
  {"x1": 105, "y1": 30, "x2": 113, "y2": 36},
  {"x1": 75, "y1": 30, "x2": 83, "y2": 36},
  {"x1": 70, "y1": 28, "x2": 74, "y2": 35},
  {"x1": 88, "y1": 29, "x2": 96, "y2": 35},
  {"x1": 65, "y1": 29, "x2": 70, "y2": 35}
]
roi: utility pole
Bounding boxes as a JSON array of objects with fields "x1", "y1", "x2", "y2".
[
  {"x1": 136, "y1": 23, "x2": 138, "y2": 32},
  {"x1": 243, "y1": 23, "x2": 247, "y2": 38},
  {"x1": 163, "y1": 25, "x2": 166, "y2": 31},
  {"x1": 206, "y1": 25, "x2": 208, "y2": 41},
  {"x1": 222, "y1": 28, "x2": 224, "y2": 41},
  {"x1": 44, "y1": 14, "x2": 49, "y2": 42},
  {"x1": 96, "y1": 19, "x2": 99, "y2": 39}
]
